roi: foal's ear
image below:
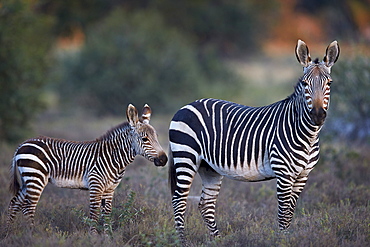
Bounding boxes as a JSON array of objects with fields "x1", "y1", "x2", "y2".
[
  {"x1": 126, "y1": 104, "x2": 139, "y2": 126},
  {"x1": 141, "y1": 104, "x2": 151, "y2": 124},
  {"x1": 323, "y1": 40, "x2": 340, "y2": 68},
  {"x1": 295, "y1": 39, "x2": 312, "y2": 67}
]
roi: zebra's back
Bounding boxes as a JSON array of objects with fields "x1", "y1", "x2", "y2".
[
  {"x1": 169, "y1": 98, "x2": 284, "y2": 181},
  {"x1": 14, "y1": 137, "x2": 94, "y2": 190}
]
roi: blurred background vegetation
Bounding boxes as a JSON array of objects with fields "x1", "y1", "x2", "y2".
[{"x1": 1, "y1": 0, "x2": 369, "y2": 143}]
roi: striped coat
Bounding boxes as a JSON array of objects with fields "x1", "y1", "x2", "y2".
[{"x1": 168, "y1": 40, "x2": 340, "y2": 245}]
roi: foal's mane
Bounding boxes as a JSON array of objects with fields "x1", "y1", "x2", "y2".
[{"x1": 96, "y1": 122, "x2": 131, "y2": 141}]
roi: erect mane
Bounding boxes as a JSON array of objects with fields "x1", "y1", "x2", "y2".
[
  {"x1": 285, "y1": 78, "x2": 305, "y2": 102},
  {"x1": 96, "y1": 121, "x2": 131, "y2": 141}
]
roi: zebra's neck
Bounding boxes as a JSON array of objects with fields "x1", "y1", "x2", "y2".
[
  {"x1": 286, "y1": 80, "x2": 322, "y2": 144},
  {"x1": 96, "y1": 122, "x2": 136, "y2": 165}
]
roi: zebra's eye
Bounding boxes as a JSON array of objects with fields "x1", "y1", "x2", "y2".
[
  {"x1": 302, "y1": 80, "x2": 308, "y2": 86},
  {"x1": 142, "y1": 137, "x2": 149, "y2": 142},
  {"x1": 327, "y1": 81, "x2": 332, "y2": 86}
]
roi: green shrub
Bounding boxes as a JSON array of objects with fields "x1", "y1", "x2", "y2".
[
  {"x1": 0, "y1": 0, "x2": 54, "y2": 143},
  {"x1": 151, "y1": 0, "x2": 278, "y2": 56},
  {"x1": 326, "y1": 54, "x2": 370, "y2": 142},
  {"x1": 51, "y1": 9, "x2": 243, "y2": 116}
]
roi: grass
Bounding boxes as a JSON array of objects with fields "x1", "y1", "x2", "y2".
[{"x1": 0, "y1": 113, "x2": 369, "y2": 246}]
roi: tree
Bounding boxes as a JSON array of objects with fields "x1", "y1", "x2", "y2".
[
  {"x1": 326, "y1": 54, "x2": 370, "y2": 141},
  {"x1": 52, "y1": 9, "x2": 243, "y2": 116},
  {"x1": 0, "y1": 0, "x2": 54, "y2": 143}
]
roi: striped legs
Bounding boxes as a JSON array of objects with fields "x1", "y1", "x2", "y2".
[
  {"x1": 89, "y1": 185, "x2": 115, "y2": 234},
  {"x1": 6, "y1": 191, "x2": 27, "y2": 233},
  {"x1": 171, "y1": 155, "x2": 198, "y2": 246},
  {"x1": 198, "y1": 162, "x2": 223, "y2": 238},
  {"x1": 6, "y1": 182, "x2": 46, "y2": 233},
  {"x1": 277, "y1": 175, "x2": 308, "y2": 230},
  {"x1": 171, "y1": 158, "x2": 223, "y2": 246},
  {"x1": 88, "y1": 186, "x2": 104, "y2": 234},
  {"x1": 101, "y1": 191, "x2": 114, "y2": 235}
]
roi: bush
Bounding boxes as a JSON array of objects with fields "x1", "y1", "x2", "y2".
[
  {"x1": 326, "y1": 54, "x2": 370, "y2": 142},
  {"x1": 0, "y1": 0, "x2": 54, "y2": 143},
  {"x1": 51, "y1": 9, "x2": 243, "y2": 116},
  {"x1": 151, "y1": 0, "x2": 279, "y2": 56}
]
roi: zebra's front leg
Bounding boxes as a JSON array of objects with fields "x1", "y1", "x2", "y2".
[
  {"x1": 198, "y1": 162, "x2": 223, "y2": 238},
  {"x1": 276, "y1": 174, "x2": 308, "y2": 230},
  {"x1": 89, "y1": 188, "x2": 104, "y2": 234},
  {"x1": 276, "y1": 175, "x2": 295, "y2": 230},
  {"x1": 285, "y1": 175, "x2": 309, "y2": 227},
  {"x1": 101, "y1": 190, "x2": 114, "y2": 235}
]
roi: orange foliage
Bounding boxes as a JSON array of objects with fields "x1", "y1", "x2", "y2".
[
  {"x1": 264, "y1": 0, "x2": 326, "y2": 55},
  {"x1": 56, "y1": 26, "x2": 85, "y2": 50}
]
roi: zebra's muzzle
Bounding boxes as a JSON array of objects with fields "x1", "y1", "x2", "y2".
[
  {"x1": 309, "y1": 107, "x2": 326, "y2": 126},
  {"x1": 153, "y1": 153, "x2": 168, "y2": 166}
]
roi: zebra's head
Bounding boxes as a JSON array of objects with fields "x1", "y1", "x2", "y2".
[
  {"x1": 127, "y1": 104, "x2": 167, "y2": 167},
  {"x1": 295, "y1": 40, "x2": 340, "y2": 126}
]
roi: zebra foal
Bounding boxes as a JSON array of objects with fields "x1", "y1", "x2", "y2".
[
  {"x1": 6, "y1": 104, "x2": 167, "y2": 234},
  {"x1": 168, "y1": 40, "x2": 340, "y2": 245}
]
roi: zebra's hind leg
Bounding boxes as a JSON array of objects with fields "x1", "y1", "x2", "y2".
[
  {"x1": 21, "y1": 183, "x2": 47, "y2": 228},
  {"x1": 198, "y1": 161, "x2": 223, "y2": 238},
  {"x1": 171, "y1": 159, "x2": 198, "y2": 246},
  {"x1": 6, "y1": 190, "x2": 26, "y2": 235}
]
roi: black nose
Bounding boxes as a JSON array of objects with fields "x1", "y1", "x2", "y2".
[
  {"x1": 309, "y1": 107, "x2": 326, "y2": 126},
  {"x1": 154, "y1": 153, "x2": 167, "y2": 166}
]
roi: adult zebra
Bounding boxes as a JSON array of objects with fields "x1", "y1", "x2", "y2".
[
  {"x1": 6, "y1": 104, "x2": 167, "y2": 234},
  {"x1": 168, "y1": 40, "x2": 340, "y2": 245}
]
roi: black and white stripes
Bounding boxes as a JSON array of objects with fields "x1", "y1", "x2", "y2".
[
  {"x1": 6, "y1": 104, "x2": 167, "y2": 234},
  {"x1": 168, "y1": 40, "x2": 340, "y2": 245}
]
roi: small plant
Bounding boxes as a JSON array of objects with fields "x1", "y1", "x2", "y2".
[
  {"x1": 71, "y1": 207, "x2": 107, "y2": 234},
  {"x1": 117, "y1": 190, "x2": 144, "y2": 226}
]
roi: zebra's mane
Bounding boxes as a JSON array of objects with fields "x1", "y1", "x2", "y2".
[
  {"x1": 96, "y1": 122, "x2": 131, "y2": 141},
  {"x1": 286, "y1": 78, "x2": 305, "y2": 101},
  {"x1": 28, "y1": 122, "x2": 132, "y2": 145}
]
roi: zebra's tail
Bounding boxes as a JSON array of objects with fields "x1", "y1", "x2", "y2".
[
  {"x1": 9, "y1": 156, "x2": 20, "y2": 195},
  {"x1": 168, "y1": 146, "x2": 177, "y2": 196}
]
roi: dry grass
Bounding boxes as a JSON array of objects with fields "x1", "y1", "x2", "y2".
[{"x1": 0, "y1": 110, "x2": 369, "y2": 246}]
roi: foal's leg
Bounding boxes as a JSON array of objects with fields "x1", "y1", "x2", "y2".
[
  {"x1": 89, "y1": 186, "x2": 104, "y2": 234},
  {"x1": 198, "y1": 161, "x2": 223, "y2": 238},
  {"x1": 6, "y1": 190, "x2": 26, "y2": 234},
  {"x1": 101, "y1": 190, "x2": 114, "y2": 235},
  {"x1": 21, "y1": 181, "x2": 47, "y2": 228}
]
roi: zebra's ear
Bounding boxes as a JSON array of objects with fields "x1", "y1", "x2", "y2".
[
  {"x1": 126, "y1": 104, "x2": 139, "y2": 126},
  {"x1": 141, "y1": 104, "x2": 151, "y2": 124},
  {"x1": 295, "y1": 39, "x2": 311, "y2": 67},
  {"x1": 323, "y1": 40, "x2": 340, "y2": 68}
]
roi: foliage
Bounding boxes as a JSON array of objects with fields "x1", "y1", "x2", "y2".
[
  {"x1": 326, "y1": 55, "x2": 370, "y2": 141},
  {"x1": 37, "y1": 0, "x2": 114, "y2": 37},
  {"x1": 51, "y1": 9, "x2": 243, "y2": 116},
  {"x1": 151, "y1": 0, "x2": 279, "y2": 56},
  {"x1": 295, "y1": 0, "x2": 368, "y2": 41},
  {"x1": 0, "y1": 0, "x2": 54, "y2": 143},
  {"x1": 39, "y1": 0, "x2": 278, "y2": 56}
]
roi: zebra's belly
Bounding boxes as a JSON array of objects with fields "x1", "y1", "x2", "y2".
[
  {"x1": 208, "y1": 155, "x2": 276, "y2": 182},
  {"x1": 49, "y1": 177, "x2": 89, "y2": 189}
]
